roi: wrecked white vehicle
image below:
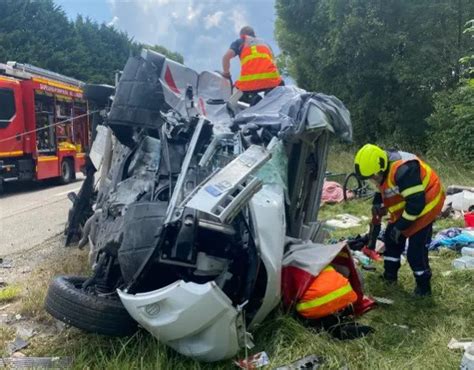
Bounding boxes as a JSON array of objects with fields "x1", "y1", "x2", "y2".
[{"x1": 45, "y1": 49, "x2": 352, "y2": 362}]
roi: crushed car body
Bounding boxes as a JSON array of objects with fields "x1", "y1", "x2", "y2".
[{"x1": 48, "y1": 49, "x2": 354, "y2": 362}]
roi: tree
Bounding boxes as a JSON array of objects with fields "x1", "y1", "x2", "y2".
[
  {"x1": 275, "y1": 0, "x2": 474, "y2": 147},
  {"x1": 0, "y1": 0, "x2": 183, "y2": 84}
]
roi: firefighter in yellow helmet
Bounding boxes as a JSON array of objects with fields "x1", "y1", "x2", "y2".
[
  {"x1": 354, "y1": 144, "x2": 445, "y2": 296},
  {"x1": 222, "y1": 26, "x2": 282, "y2": 104}
]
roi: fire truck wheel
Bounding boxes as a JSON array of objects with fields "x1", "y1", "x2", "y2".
[
  {"x1": 44, "y1": 275, "x2": 138, "y2": 337},
  {"x1": 59, "y1": 158, "x2": 74, "y2": 184}
]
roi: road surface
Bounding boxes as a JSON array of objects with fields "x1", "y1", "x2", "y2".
[{"x1": 0, "y1": 176, "x2": 84, "y2": 256}]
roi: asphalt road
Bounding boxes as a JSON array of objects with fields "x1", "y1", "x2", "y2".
[{"x1": 0, "y1": 175, "x2": 84, "y2": 256}]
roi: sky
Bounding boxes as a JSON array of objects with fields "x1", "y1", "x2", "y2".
[{"x1": 56, "y1": 0, "x2": 279, "y2": 77}]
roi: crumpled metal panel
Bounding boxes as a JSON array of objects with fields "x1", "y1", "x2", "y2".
[{"x1": 117, "y1": 280, "x2": 240, "y2": 362}]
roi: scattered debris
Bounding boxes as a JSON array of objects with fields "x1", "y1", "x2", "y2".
[
  {"x1": 0, "y1": 258, "x2": 13, "y2": 269},
  {"x1": 428, "y1": 228, "x2": 474, "y2": 251},
  {"x1": 373, "y1": 296, "x2": 394, "y2": 305},
  {"x1": 321, "y1": 180, "x2": 345, "y2": 204},
  {"x1": 0, "y1": 303, "x2": 12, "y2": 311},
  {"x1": 465, "y1": 212, "x2": 474, "y2": 227},
  {"x1": 393, "y1": 324, "x2": 409, "y2": 330},
  {"x1": 274, "y1": 354, "x2": 324, "y2": 370},
  {"x1": 15, "y1": 314, "x2": 22, "y2": 320},
  {"x1": 452, "y1": 256, "x2": 474, "y2": 270},
  {"x1": 352, "y1": 250, "x2": 372, "y2": 267},
  {"x1": 0, "y1": 314, "x2": 9, "y2": 324},
  {"x1": 325, "y1": 214, "x2": 368, "y2": 229},
  {"x1": 0, "y1": 279, "x2": 6, "y2": 288},
  {"x1": 7, "y1": 336, "x2": 29, "y2": 354},
  {"x1": 0, "y1": 356, "x2": 73, "y2": 368},
  {"x1": 461, "y1": 343, "x2": 474, "y2": 370},
  {"x1": 448, "y1": 338, "x2": 473, "y2": 351},
  {"x1": 234, "y1": 351, "x2": 270, "y2": 369}
]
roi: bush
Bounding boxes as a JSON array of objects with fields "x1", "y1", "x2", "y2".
[{"x1": 427, "y1": 82, "x2": 474, "y2": 167}]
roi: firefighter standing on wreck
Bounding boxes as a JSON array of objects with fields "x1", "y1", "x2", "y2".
[
  {"x1": 354, "y1": 144, "x2": 445, "y2": 296},
  {"x1": 222, "y1": 26, "x2": 283, "y2": 104}
]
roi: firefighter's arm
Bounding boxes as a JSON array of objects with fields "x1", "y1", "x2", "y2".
[
  {"x1": 222, "y1": 49, "x2": 236, "y2": 79},
  {"x1": 393, "y1": 161, "x2": 426, "y2": 231}
]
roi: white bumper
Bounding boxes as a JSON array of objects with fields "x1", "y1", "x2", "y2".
[{"x1": 117, "y1": 280, "x2": 241, "y2": 362}]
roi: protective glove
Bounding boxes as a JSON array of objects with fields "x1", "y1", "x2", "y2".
[{"x1": 389, "y1": 226, "x2": 403, "y2": 245}]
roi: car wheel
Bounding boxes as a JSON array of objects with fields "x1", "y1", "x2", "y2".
[
  {"x1": 59, "y1": 159, "x2": 74, "y2": 185},
  {"x1": 44, "y1": 275, "x2": 138, "y2": 337}
]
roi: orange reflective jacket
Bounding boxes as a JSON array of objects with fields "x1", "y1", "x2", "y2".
[
  {"x1": 296, "y1": 266, "x2": 357, "y2": 319},
  {"x1": 380, "y1": 152, "x2": 445, "y2": 237},
  {"x1": 235, "y1": 36, "x2": 282, "y2": 92}
]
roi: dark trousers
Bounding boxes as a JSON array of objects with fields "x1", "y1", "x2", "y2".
[
  {"x1": 383, "y1": 222, "x2": 433, "y2": 283},
  {"x1": 240, "y1": 80, "x2": 285, "y2": 106}
]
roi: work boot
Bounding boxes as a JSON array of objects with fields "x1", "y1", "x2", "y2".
[{"x1": 414, "y1": 280, "x2": 432, "y2": 297}]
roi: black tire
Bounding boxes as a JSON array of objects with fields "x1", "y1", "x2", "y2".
[
  {"x1": 59, "y1": 159, "x2": 74, "y2": 185},
  {"x1": 343, "y1": 173, "x2": 363, "y2": 201},
  {"x1": 44, "y1": 276, "x2": 138, "y2": 337}
]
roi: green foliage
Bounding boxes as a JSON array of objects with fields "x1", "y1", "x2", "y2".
[
  {"x1": 275, "y1": 0, "x2": 474, "y2": 148},
  {"x1": 0, "y1": 0, "x2": 183, "y2": 84},
  {"x1": 427, "y1": 83, "x2": 474, "y2": 166}
]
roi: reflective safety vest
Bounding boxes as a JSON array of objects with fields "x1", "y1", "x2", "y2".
[
  {"x1": 296, "y1": 266, "x2": 358, "y2": 319},
  {"x1": 235, "y1": 36, "x2": 282, "y2": 92},
  {"x1": 380, "y1": 151, "x2": 445, "y2": 237}
]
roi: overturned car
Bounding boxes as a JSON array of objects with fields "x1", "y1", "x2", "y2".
[{"x1": 45, "y1": 49, "x2": 354, "y2": 362}]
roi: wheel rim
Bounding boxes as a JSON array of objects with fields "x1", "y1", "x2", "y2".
[{"x1": 62, "y1": 161, "x2": 71, "y2": 180}]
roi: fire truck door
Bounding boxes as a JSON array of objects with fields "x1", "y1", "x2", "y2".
[{"x1": 35, "y1": 112, "x2": 55, "y2": 153}]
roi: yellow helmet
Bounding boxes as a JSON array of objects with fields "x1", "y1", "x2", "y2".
[{"x1": 354, "y1": 144, "x2": 388, "y2": 179}]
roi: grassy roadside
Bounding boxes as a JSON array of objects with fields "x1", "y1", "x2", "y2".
[{"x1": 1, "y1": 148, "x2": 473, "y2": 369}]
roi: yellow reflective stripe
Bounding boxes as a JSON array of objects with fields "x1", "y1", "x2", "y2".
[
  {"x1": 418, "y1": 189, "x2": 443, "y2": 217},
  {"x1": 241, "y1": 52, "x2": 272, "y2": 65},
  {"x1": 402, "y1": 211, "x2": 418, "y2": 221},
  {"x1": 398, "y1": 189, "x2": 443, "y2": 221},
  {"x1": 388, "y1": 201, "x2": 406, "y2": 213},
  {"x1": 250, "y1": 45, "x2": 257, "y2": 54},
  {"x1": 420, "y1": 163, "x2": 431, "y2": 188},
  {"x1": 401, "y1": 184, "x2": 424, "y2": 197},
  {"x1": 0, "y1": 150, "x2": 23, "y2": 158},
  {"x1": 238, "y1": 71, "x2": 280, "y2": 82},
  {"x1": 323, "y1": 266, "x2": 335, "y2": 272},
  {"x1": 296, "y1": 284, "x2": 353, "y2": 311}
]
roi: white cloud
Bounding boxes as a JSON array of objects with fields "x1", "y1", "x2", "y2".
[
  {"x1": 231, "y1": 6, "x2": 248, "y2": 34},
  {"x1": 107, "y1": 15, "x2": 119, "y2": 27},
  {"x1": 204, "y1": 11, "x2": 224, "y2": 29},
  {"x1": 105, "y1": 0, "x2": 278, "y2": 74}
]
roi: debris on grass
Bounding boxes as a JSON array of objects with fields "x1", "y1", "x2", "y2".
[
  {"x1": 0, "y1": 356, "x2": 73, "y2": 368},
  {"x1": 0, "y1": 258, "x2": 13, "y2": 269},
  {"x1": 373, "y1": 296, "x2": 394, "y2": 305},
  {"x1": 7, "y1": 336, "x2": 28, "y2": 354},
  {"x1": 274, "y1": 354, "x2": 324, "y2": 369},
  {"x1": 234, "y1": 351, "x2": 270, "y2": 369},
  {"x1": 325, "y1": 214, "x2": 368, "y2": 229},
  {"x1": 448, "y1": 338, "x2": 473, "y2": 351}
]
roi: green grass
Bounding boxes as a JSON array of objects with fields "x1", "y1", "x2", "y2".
[{"x1": 2, "y1": 149, "x2": 473, "y2": 369}]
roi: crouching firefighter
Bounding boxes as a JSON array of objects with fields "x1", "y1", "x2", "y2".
[
  {"x1": 354, "y1": 144, "x2": 445, "y2": 296},
  {"x1": 295, "y1": 265, "x2": 358, "y2": 319}
]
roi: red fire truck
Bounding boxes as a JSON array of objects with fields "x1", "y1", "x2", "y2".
[{"x1": 0, "y1": 62, "x2": 90, "y2": 190}]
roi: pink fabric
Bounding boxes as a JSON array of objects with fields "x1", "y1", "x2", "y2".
[{"x1": 321, "y1": 180, "x2": 345, "y2": 204}]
